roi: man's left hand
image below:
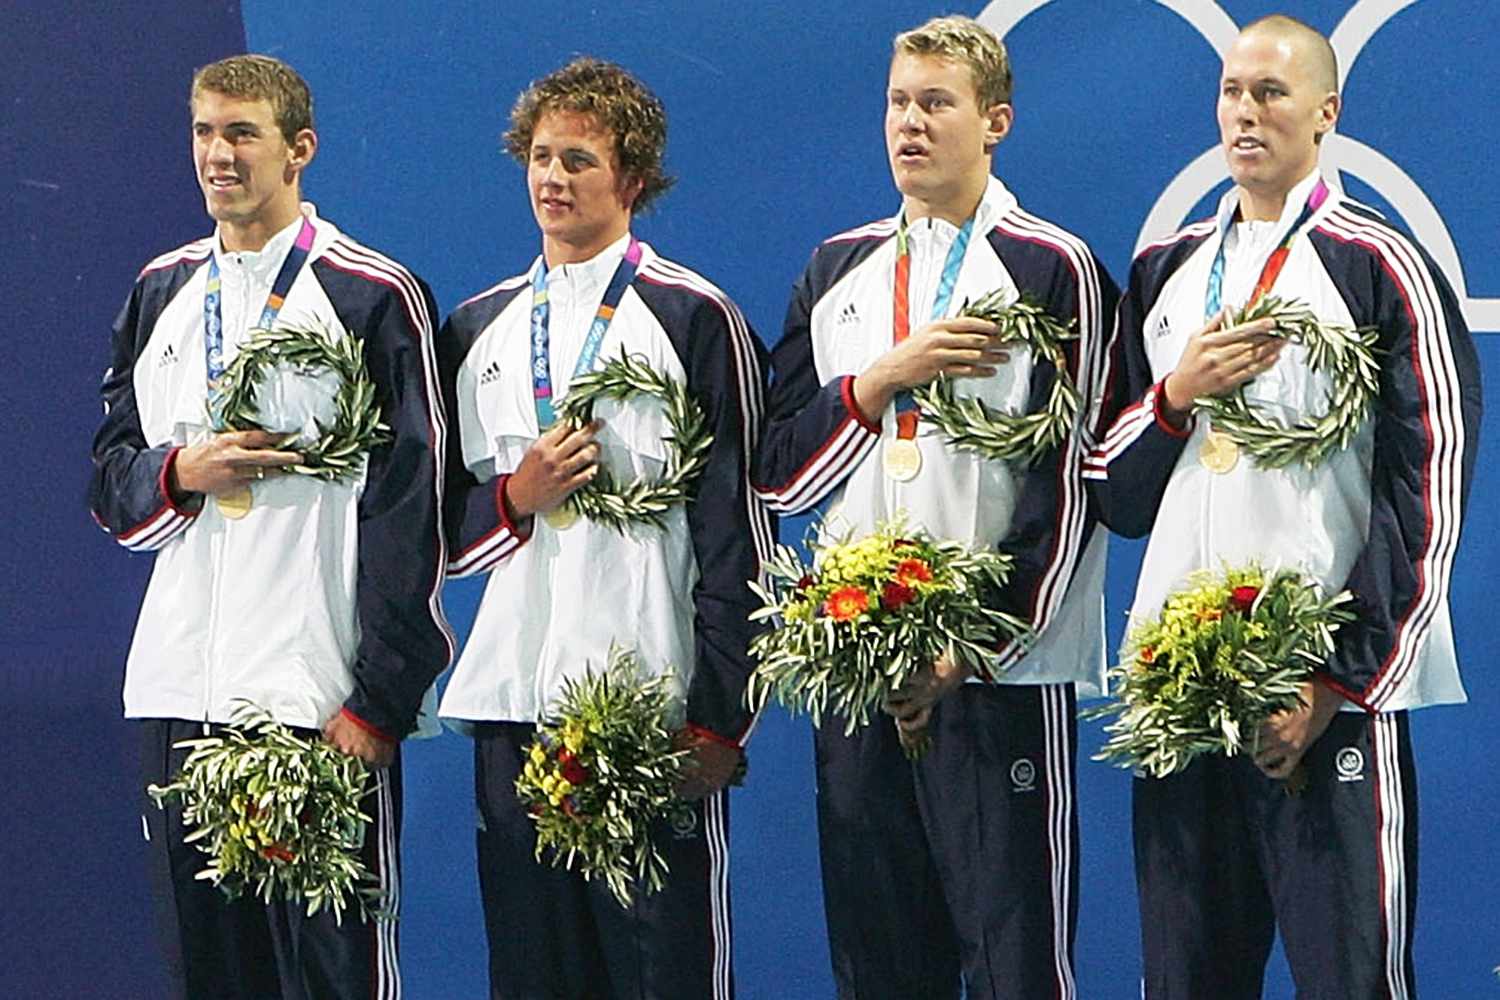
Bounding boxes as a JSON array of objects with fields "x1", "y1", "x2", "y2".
[
  {"x1": 323, "y1": 712, "x2": 397, "y2": 769},
  {"x1": 882, "y1": 652, "x2": 972, "y2": 732},
  {"x1": 676, "y1": 731, "x2": 743, "y2": 800},
  {"x1": 1254, "y1": 679, "x2": 1344, "y2": 780}
]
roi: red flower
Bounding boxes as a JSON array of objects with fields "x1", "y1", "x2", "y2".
[
  {"x1": 1228, "y1": 586, "x2": 1261, "y2": 613},
  {"x1": 558, "y1": 748, "x2": 574, "y2": 765},
  {"x1": 560, "y1": 757, "x2": 590, "y2": 786},
  {"x1": 894, "y1": 558, "x2": 933, "y2": 585},
  {"x1": 881, "y1": 580, "x2": 916, "y2": 610},
  {"x1": 1139, "y1": 646, "x2": 1156, "y2": 664},
  {"x1": 824, "y1": 586, "x2": 870, "y2": 621},
  {"x1": 796, "y1": 574, "x2": 814, "y2": 590},
  {"x1": 261, "y1": 844, "x2": 296, "y2": 863}
]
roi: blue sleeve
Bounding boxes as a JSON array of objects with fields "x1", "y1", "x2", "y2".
[
  {"x1": 320, "y1": 262, "x2": 454, "y2": 739},
  {"x1": 435, "y1": 309, "x2": 532, "y2": 578},
  {"x1": 751, "y1": 259, "x2": 881, "y2": 514},
  {"x1": 1083, "y1": 250, "x2": 1195, "y2": 538},
  {"x1": 661, "y1": 288, "x2": 778, "y2": 744},
  {"x1": 1312, "y1": 224, "x2": 1481, "y2": 710},
  {"x1": 89, "y1": 271, "x2": 201, "y2": 551},
  {"x1": 988, "y1": 240, "x2": 1119, "y2": 670}
]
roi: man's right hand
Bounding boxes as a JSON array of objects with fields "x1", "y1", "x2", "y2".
[
  {"x1": 171, "y1": 430, "x2": 301, "y2": 499},
  {"x1": 1160, "y1": 310, "x2": 1284, "y2": 421},
  {"x1": 851, "y1": 317, "x2": 1009, "y2": 423},
  {"x1": 503, "y1": 420, "x2": 604, "y2": 519}
]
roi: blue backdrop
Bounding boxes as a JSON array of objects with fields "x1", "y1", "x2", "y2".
[{"x1": 5, "y1": 1, "x2": 1497, "y2": 996}]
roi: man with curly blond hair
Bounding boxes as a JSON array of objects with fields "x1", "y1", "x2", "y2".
[
  {"x1": 437, "y1": 57, "x2": 772, "y2": 999},
  {"x1": 754, "y1": 16, "x2": 1115, "y2": 998},
  {"x1": 91, "y1": 53, "x2": 449, "y2": 999}
]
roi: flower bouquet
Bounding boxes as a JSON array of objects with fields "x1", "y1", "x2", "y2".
[
  {"x1": 146, "y1": 701, "x2": 385, "y2": 924},
  {"x1": 747, "y1": 517, "x2": 1030, "y2": 756},
  {"x1": 1088, "y1": 565, "x2": 1354, "y2": 779},
  {"x1": 515, "y1": 646, "x2": 692, "y2": 907}
]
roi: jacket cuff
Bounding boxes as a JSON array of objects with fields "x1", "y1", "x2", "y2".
[
  {"x1": 840, "y1": 375, "x2": 882, "y2": 434},
  {"x1": 685, "y1": 721, "x2": 744, "y2": 750},
  {"x1": 160, "y1": 447, "x2": 204, "y2": 516},
  {"x1": 339, "y1": 705, "x2": 398, "y2": 743},
  {"x1": 496, "y1": 473, "x2": 533, "y2": 541},
  {"x1": 1312, "y1": 671, "x2": 1374, "y2": 713},
  {"x1": 1152, "y1": 381, "x2": 1194, "y2": 439}
]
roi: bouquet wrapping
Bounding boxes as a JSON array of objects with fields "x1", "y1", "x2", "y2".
[
  {"x1": 515, "y1": 646, "x2": 692, "y2": 907},
  {"x1": 1088, "y1": 565, "x2": 1354, "y2": 778}
]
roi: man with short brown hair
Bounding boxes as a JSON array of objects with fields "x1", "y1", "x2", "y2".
[
  {"x1": 438, "y1": 57, "x2": 771, "y2": 999},
  {"x1": 90, "y1": 53, "x2": 449, "y2": 998}
]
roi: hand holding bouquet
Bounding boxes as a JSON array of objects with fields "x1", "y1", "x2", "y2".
[
  {"x1": 515, "y1": 646, "x2": 692, "y2": 907},
  {"x1": 146, "y1": 701, "x2": 386, "y2": 924},
  {"x1": 1088, "y1": 565, "x2": 1354, "y2": 779},
  {"x1": 747, "y1": 517, "x2": 1030, "y2": 756}
]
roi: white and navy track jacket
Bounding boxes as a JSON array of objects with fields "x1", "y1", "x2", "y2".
[
  {"x1": 89, "y1": 206, "x2": 453, "y2": 739},
  {"x1": 1085, "y1": 172, "x2": 1481, "y2": 713},
  {"x1": 438, "y1": 235, "x2": 774, "y2": 745},
  {"x1": 753, "y1": 177, "x2": 1118, "y2": 692}
]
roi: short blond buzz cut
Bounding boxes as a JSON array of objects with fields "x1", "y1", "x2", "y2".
[
  {"x1": 1242, "y1": 14, "x2": 1339, "y2": 94},
  {"x1": 893, "y1": 15, "x2": 1013, "y2": 108},
  {"x1": 190, "y1": 54, "x2": 314, "y2": 144}
]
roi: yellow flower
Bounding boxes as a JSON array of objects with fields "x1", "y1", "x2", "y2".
[
  {"x1": 541, "y1": 774, "x2": 558, "y2": 795},
  {"x1": 529, "y1": 743, "x2": 547, "y2": 766},
  {"x1": 562, "y1": 721, "x2": 586, "y2": 754}
]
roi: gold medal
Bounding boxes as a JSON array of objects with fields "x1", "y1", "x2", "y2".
[
  {"x1": 883, "y1": 439, "x2": 922, "y2": 482},
  {"x1": 217, "y1": 486, "x2": 254, "y2": 520},
  {"x1": 542, "y1": 504, "x2": 579, "y2": 531},
  {"x1": 1199, "y1": 428, "x2": 1240, "y2": 475}
]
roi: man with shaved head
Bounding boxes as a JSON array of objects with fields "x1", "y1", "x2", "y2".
[{"x1": 1087, "y1": 14, "x2": 1480, "y2": 997}]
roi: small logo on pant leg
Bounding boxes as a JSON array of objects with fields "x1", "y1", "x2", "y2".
[
  {"x1": 1335, "y1": 746, "x2": 1366, "y2": 782},
  {"x1": 1010, "y1": 757, "x2": 1037, "y2": 793},
  {"x1": 670, "y1": 809, "x2": 699, "y2": 840}
]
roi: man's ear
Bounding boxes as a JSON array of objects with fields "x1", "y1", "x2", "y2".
[
  {"x1": 286, "y1": 127, "x2": 318, "y2": 179},
  {"x1": 983, "y1": 103, "x2": 1014, "y2": 153},
  {"x1": 618, "y1": 173, "x2": 645, "y2": 212}
]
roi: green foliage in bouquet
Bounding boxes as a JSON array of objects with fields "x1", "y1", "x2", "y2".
[
  {"x1": 913, "y1": 290, "x2": 1081, "y2": 466},
  {"x1": 215, "y1": 322, "x2": 390, "y2": 482},
  {"x1": 515, "y1": 646, "x2": 692, "y2": 908},
  {"x1": 747, "y1": 517, "x2": 1030, "y2": 735},
  {"x1": 1088, "y1": 566, "x2": 1355, "y2": 778},
  {"x1": 146, "y1": 701, "x2": 385, "y2": 924},
  {"x1": 1194, "y1": 295, "x2": 1380, "y2": 469}
]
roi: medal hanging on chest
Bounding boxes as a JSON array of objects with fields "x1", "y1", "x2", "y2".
[
  {"x1": 1198, "y1": 181, "x2": 1328, "y2": 475},
  {"x1": 529, "y1": 239, "x2": 642, "y2": 529},
  {"x1": 203, "y1": 218, "x2": 316, "y2": 517},
  {"x1": 884, "y1": 213, "x2": 973, "y2": 482}
]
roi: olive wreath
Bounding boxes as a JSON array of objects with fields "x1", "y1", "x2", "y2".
[
  {"x1": 215, "y1": 324, "x2": 390, "y2": 483},
  {"x1": 1195, "y1": 295, "x2": 1380, "y2": 469},
  {"x1": 554, "y1": 354, "x2": 714, "y2": 533},
  {"x1": 912, "y1": 290, "x2": 1081, "y2": 466}
]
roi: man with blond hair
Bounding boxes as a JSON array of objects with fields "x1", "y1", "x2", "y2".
[
  {"x1": 438, "y1": 57, "x2": 771, "y2": 999},
  {"x1": 1086, "y1": 15, "x2": 1479, "y2": 996},
  {"x1": 755, "y1": 16, "x2": 1115, "y2": 998},
  {"x1": 90, "y1": 54, "x2": 449, "y2": 998}
]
